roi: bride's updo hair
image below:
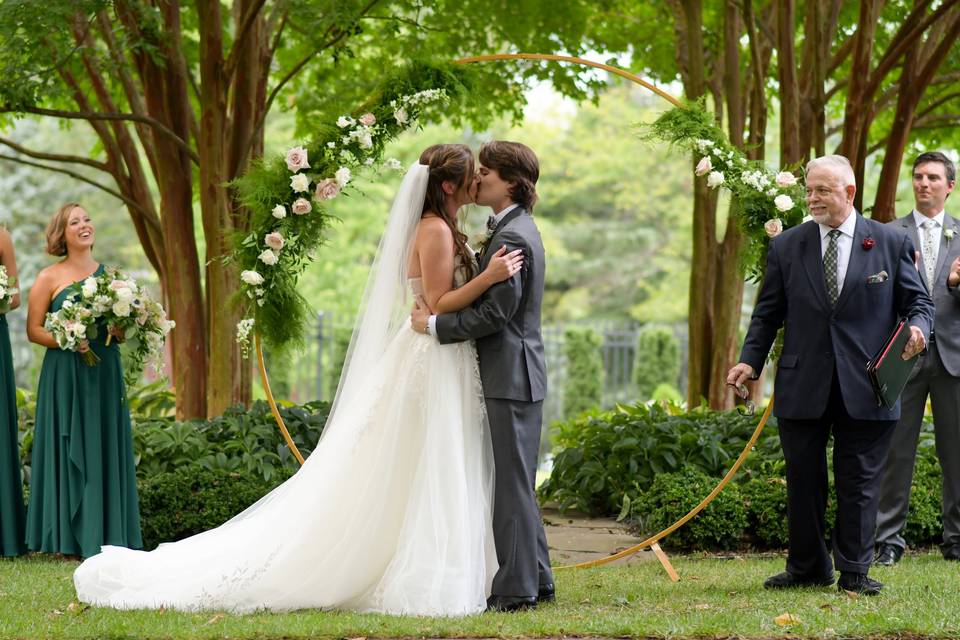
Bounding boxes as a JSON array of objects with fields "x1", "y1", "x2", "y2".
[{"x1": 419, "y1": 144, "x2": 476, "y2": 280}]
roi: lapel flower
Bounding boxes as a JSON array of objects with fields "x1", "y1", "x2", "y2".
[
  {"x1": 946, "y1": 227, "x2": 956, "y2": 242},
  {"x1": 862, "y1": 237, "x2": 875, "y2": 251}
]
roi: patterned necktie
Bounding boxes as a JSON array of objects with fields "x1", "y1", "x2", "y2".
[
  {"x1": 921, "y1": 219, "x2": 938, "y2": 293},
  {"x1": 824, "y1": 229, "x2": 842, "y2": 306}
]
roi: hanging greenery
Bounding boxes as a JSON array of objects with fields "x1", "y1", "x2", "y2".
[{"x1": 231, "y1": 61, "x2": 479, "y2": 352}]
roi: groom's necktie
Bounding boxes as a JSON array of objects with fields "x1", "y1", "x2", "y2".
[
  {"x1": 486, "y1": 215, "x2": 497, "y2": 232},
  {"x1": 921, "y1": 219, "x2": 938, "y2": 293},
  {"x1": 824, "y1": 229, "x2": 841, "y2": 306}
]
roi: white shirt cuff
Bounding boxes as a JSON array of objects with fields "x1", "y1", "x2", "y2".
[{"x1": 427, "y1": 315, "x2": 438, "y2": 338}]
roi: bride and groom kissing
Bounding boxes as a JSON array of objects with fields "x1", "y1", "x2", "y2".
[{"x1": 73, "y1": 141, "x2": 554, "y2": 616}]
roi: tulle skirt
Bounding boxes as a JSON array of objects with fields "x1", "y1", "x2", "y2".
[{"x1": 74, "y1": 324, "x2": 497, "y2": 615}]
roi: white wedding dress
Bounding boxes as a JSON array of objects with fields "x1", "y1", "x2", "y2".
[{"x1": 74, "y1": 164, "x2": 498, "y2": 616}]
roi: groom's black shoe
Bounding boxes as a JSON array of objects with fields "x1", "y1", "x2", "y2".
[
  {"x1": 486, "y1": 595, "x2": 537, "y2": 612},
  {"x1": 763, "y1": 571, "x2": 835, "y2": 590},
  {"x1": 537, "y1": 583, "x2": 555, "y2": 603}
]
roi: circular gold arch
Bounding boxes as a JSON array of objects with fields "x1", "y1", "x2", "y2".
[{"x1": 256, "y1": 53, "x2": 775, "y2": 571}]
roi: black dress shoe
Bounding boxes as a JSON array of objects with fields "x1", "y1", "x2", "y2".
[
  {"x1": 874, "y1": 543, "x2": 904, "y2": 566},
  {"x1": 942, "y1": 546, "x2": 960, "y2": 561},
  {"x1": 838, "y1": 572, "x2": 883, "y2": 596},
  {"x1": 537, "y1": 583, "x2": 555, "y2": 603},
  {"x1": 763, "y1": 571, "x2": 835, "y2": 590},
  {"x1": 486, "y1": 595, "x2": 537, "y2": 612}
]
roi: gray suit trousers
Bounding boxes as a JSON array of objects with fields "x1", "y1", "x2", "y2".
[
  {"x1": 485, "y1": 398, "x2": 553, "y2": 597},
  {"x1": 876, "y1": 342, "x2": 960, "y2": 552}
]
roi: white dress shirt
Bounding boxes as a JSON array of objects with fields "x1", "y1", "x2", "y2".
[
  {"x1": 426, "y1": 203, "x2": 520, "y2": 337},
  {"x1": 818, "y1": 209, "x2": 857, "y2": 295},
  {"x1": 912, "y1": 208, "x2": 946, "y2": 258}
]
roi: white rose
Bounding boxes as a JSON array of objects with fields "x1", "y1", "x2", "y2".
[
  {"x1": 241, "y1": 270, "x2": 264, "y2": 286},
  {"x1": 112, "y1": 300, "x2": 131, "y2": 317},
  {"x1": 81, "y1": 278, "x2": 97, "y2": 298},
  {"x1": 290, "y1": 173, "x2": 310, "y2": 193},
  {"x1": 336, "y1": 116, "x2": 355, "y2": 128},
  {"x1": 335, "y1": 167, "x2": 351, "y2": 188},
  {"x1": 763, "y1": 218, "x2": 783, "y2": 238},
  {"x1": 271, "y1": 204, "x2": 287, "y2": 219},
  {"x1": 706, "y1": 171, "x2": 725, "y2": 189},
  {"x1": 774, "y1": 194, "x2": 795, "y2": 212},
  {"x1": 62, "y1": 299, "x2": 74, "y2": 310},
  {"x1": 775, "y1": 171, "x2": 798, "y2": 187},
  {"x1": 285, "y1": 146, "x2": 310, "y2": 172},
  {"x1": 394, "y1": 107, "x2": 409, "y2": 124},
  {"x1": 258, "y1": 249, "x2": 278, "y2": 266},
  {"x1": 115, "y1": 287, "x2": 134, "y2": 303},
  {"x1": 695, "y1": 157, "x2": 712, "y2": 177}
]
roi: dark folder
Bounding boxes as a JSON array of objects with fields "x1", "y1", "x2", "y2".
[{"x1": 866, "y1": 319, "x2": 919, "y2": 409}]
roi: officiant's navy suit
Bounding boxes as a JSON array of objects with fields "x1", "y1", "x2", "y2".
[{"x1": 740, "y1": 213, "x2": 933, "y2": 577}]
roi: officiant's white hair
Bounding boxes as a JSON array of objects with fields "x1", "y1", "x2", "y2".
[{"x1": 806, "y1": 155, "x2": 856, "y2": 188}]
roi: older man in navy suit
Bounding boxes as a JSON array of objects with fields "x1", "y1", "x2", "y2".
[{"x1": 727, "y1": 155, "x2": 934, "y2": 595}]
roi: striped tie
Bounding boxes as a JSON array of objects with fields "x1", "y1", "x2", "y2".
[{"x1": 824, "y1": 229, "x2": 841, "y2": 306}]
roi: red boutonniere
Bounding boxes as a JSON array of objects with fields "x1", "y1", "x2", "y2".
[{"x1": 862, "y1": 237, "x2": 875, "y2": 251}]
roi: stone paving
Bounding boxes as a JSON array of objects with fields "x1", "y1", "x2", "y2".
[{"x1": 541, "y1": 507, "x2": 655, "y2": 567}]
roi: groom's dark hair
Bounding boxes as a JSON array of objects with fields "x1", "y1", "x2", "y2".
[{"x1": 480, "y1": 141, "x2": 539, "y2": 210}]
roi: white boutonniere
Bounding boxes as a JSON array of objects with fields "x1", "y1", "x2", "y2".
[{"x1": 946, "y1": 227, "x2": 956, "y2": 242}]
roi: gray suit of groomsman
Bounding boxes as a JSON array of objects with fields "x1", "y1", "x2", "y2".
[
  {"x1": 877, "y1": 152, "x2": 960, "y2": 563},
  {"x1": 435, "y1": 203, "x2": 553, "y2": 602}
]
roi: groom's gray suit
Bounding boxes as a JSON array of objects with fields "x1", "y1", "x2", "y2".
[
  {"x1": 876, "y1": 212, "x2": 960, "y2": 556},
  {"x1": 436, "y1": 205, "x2": 553, "y2": 598}
]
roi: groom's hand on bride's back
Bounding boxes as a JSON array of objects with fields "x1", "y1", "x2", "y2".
[{"x1": 411, "y1": 298, "x2": 430, "y2": 334}]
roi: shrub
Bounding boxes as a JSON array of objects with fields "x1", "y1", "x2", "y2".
[
  {"x1": 632, "y1": 468, "x2": 748, "y2": 551},
  {"x1": 134, "y1": 400, "x2": 330, "y2": 482},
  {"x1": 904, "y1": 453, "x2": 943, "y2": 546},
  {"x1": 562, "y1": 327, "x2": 604, "y2": 419},
  {"x1": 539, "y1": 402, "x2": 778, "y2": 515},
  {"x1": 741, "y1": 472, "x2": 789, "y2": 548},
  {"x1": 138, "y1": 466, "x2": 293, "y2": 550},
  {"x1": 633, "y1": 326, "x2": 680, "y2": 399}
]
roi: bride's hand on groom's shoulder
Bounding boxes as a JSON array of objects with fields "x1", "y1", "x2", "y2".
[{"x1": 482, "y1": 246, "x2": 523, "y2": 285}]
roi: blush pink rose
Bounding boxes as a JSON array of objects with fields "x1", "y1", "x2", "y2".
[
  {"x1": 314, "y1": 178, "x2": 341, "y2": 201},
  {"x1": 291, "y1": 197, "x2": 312, "y2": 215},
  {"x1": 285, "y1": 146, "x2": 310, "y2": 172},
  {"x1": 695, "y1": 156, "x2": 712, "y2": 176},
  {"x1": 265, "y1": 232, "x2": 284, "y2": 251},
  {"x1": 359, "y1": 112, "x2": 376, "y2": 126},
  {"x1": 763, "y1": 218, "x2": 783, "y2": 238}
]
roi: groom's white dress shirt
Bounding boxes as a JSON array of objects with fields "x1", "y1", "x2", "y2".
[{"x1": 425, "y1": 203, "x2": 519, "y2": 337}]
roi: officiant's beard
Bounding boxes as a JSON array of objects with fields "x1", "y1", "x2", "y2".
[{"x1": 810, "y1": 211, "x2": 831, "y2": 225}]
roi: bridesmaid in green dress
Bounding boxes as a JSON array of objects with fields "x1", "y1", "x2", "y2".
[
  {"x1": 25, "y1": 203, "x2": 142, "y2": 558},
  {"x1": 0, "y1": 227, "x2": 25, "y2": 557}
]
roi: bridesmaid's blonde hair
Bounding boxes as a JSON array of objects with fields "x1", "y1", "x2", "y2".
[{"x1": 46, "y1": 202, "x2": 82, "y2": 257}]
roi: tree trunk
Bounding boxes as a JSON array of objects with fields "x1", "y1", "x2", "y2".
[{"x1": 776, "y1": 0, "x2": 801, "y2": 166}]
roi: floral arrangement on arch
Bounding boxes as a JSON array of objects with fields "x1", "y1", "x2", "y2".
[
  {"x1": 233, "y1": 63, "x2": 475, "y2": 354},
  {"x1": 645, "y1": 103, "x2": 806, "y2": 281}
]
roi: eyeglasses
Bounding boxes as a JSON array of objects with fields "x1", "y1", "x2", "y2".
[{"x1": 726, "y1": 382, "x2": 756, "y2": 417}]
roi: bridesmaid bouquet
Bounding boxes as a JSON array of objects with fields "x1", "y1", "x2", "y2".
[
  {"x1": 80, "y1": 268, "x2": 175, "y2": 382},
  {"x1": 44, "y1": 297, "x2": 101, "y2": 365},
  {"x1": 0, "y1": 266, "x2": 17, "y2": 313}
]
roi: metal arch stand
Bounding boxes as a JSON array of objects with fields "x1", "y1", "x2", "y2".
[{"x1": 256, "y1": 52, "x2": 771, "y2": 583}]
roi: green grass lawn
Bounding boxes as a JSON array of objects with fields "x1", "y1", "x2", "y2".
[{"x1": 1, "y1": 553, "x2": 958, "y2": 639}]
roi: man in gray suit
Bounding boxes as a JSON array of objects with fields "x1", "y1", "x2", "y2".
[
  {"x1": 412, "y1": 141, "x2": 553, "y2": 611},
  {"x1": 876, "y1": 151, "x2": 960, "y2": 565}
]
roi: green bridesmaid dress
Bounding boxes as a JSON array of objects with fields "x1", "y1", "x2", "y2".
[
  {"x1": 25, "y1": 264, "x2": 142, "y2": 557},
  {"x1": 0, "y1": 313, "x2": 25, "y2": 557}
]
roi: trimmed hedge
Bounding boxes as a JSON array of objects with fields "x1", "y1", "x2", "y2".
[{"x1": 562, "y1": 327, "x2": 604, "y2": 419}]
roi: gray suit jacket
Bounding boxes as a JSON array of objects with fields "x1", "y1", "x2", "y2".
[
  {"x1": 436, "y1": 207, "x2": 547, "y2": 402},
  {"x1": 891, "y1": 212, "x2": 960, "y2": 376}
]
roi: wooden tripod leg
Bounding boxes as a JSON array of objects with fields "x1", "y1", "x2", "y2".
[{"x1": 651, "y1": 542, "x2": 679, "y2": 582}]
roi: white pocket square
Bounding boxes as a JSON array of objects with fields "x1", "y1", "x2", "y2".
[{"x1": 866, "y1": 270, "x2": 888, "y2": 284}]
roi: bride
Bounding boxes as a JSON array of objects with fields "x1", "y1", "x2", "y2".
[{"x1": 73, "y1": 144, "x2": 524, "y2": 616}]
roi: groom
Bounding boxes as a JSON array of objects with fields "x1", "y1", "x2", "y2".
[{"x1": 412, "y1": 140, "x2": 553, "y2": 612}]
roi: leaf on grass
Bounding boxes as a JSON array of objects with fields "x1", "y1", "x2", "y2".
[
  {"x1": 819, "y1": 603, "x2": 838, "y2": 611},
  {"x1": 841, "y1": 589, "x2": 859, "y2": 599},
  {"x1": 66, "y1": 602, "x2": 88, "y2": 614},
  {"x1": 613, "y1": 595, "x2": 630, "y2": 606},
  {"x1": 206, "y1": 613, "x2": 226, "y2": 625},
  {"x1": 774, "y1": 613, "x2": 800, "y2": 626},
  {"x1": 694, "y1": 603, "x2": 711, "y2": 610}
]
